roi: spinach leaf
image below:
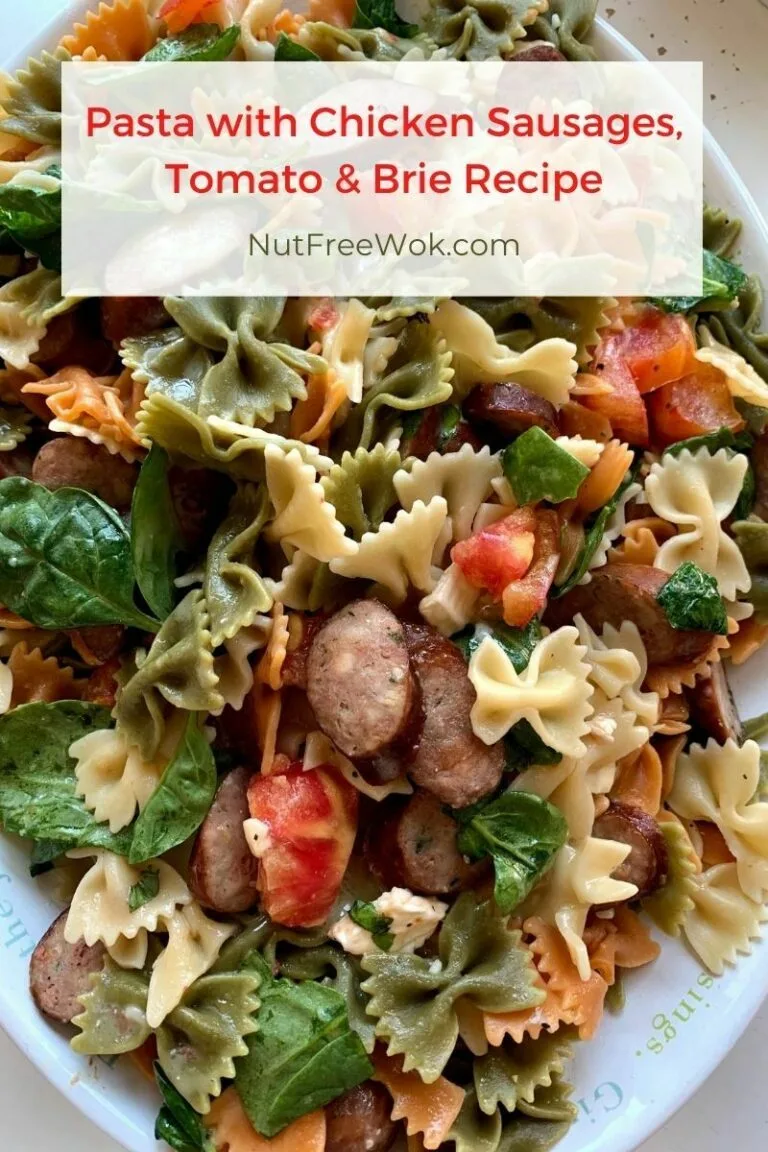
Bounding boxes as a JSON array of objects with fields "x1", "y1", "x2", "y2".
[
  {"x1": 0, "y1": 701, "x2": 131, "y2": 853},
  {"x1": 129, "y1": 867, "x2": 160, "y2": 911},
  {"x1": 437, "y1": 404, "x2": 462, "y2": 450},
  {"x1": 0, "y1": 168, "x2": 61, "y2": 271},
  {"x1": 503, "y1": 427, "x2": 589, "y2": 505},
  {"x1": 503, "y1": 720, "x2": 562, "y2": 771},
  {"x1": 663, "y1": 427, "x2": 753, "y2": 459},
  {"x1": 131, "y1": 445, "x2": 182, "y2": 620},
  {"x1": 274, "y1": 32, "x2": 320, "y2": 60},
  {"x1": 129, "y1": 714, "x2": 216, "y2": 864},
  {"x1": 656, "y1": 561, "x2": 728, "y2": 634},
  {"x1": 235, "y1": 969, "x2": 373, "y2": 1137},
  {"x1": 454, "y1": 790, "x2": 568, "y2": 914},
  {"x1": 349, "y1": 900, "x2": 394, "y2": 952},
  {"x1": 453, "y1": 619, "x2": 542, "y2": 673},
  {"x1": 0, "y1": 477, "x2": 160, "y2": 631},
  {"x1": 554, "y1": 469, "x2": 636, "y2": 597},
  {"x1": 653, "y1": 249, "x2": 749, "y2": 314},
  {"x1": 29, "y1": 838, "x2": 66, "y2": 877},
  {"x1": 353, "y1": 0, "x2": 417, "y2": 37},
  {"x1": 154, "y1": 1064, "x2": 213, "y2": 1152},
  {"x1": 144, "y1": 23, "x2": 240, "y2": 62},
  {"x1": 734, "y1": 462, "x2": 756, "y2": 521}
]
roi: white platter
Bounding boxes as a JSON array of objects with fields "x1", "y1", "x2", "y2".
[{"x1": 1, "y1": 7, "x2": 768, "y2": 1152}]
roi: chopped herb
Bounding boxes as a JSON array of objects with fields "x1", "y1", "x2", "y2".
[
  {"x1": 656, "y1": 561, "x2": 728, "y2": 634},
  {"x1": 349, "y1": 900, "x2": 394, "y2": 951},
  {"x1": 144, "y1": 23, "x2": 240, "y2": 62},
  {"x1": 503, "y1": 719, "x2": 562, "y2": 771},
  {"x1": 453, "y1": 618, "x2": 542, "y2": 673},
  {"x1": 503, "y1": 427, "x2": 589, "y2": 505},
  {"x1": 437, "y1": 404, "x2": 462, "y2": 450}
]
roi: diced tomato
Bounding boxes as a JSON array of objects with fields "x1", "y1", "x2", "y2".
[
  {"x1": 502, "y1": 510, "x2": 560, "y2": 628},
  {"x1": 80, "y1": 657, "x2": 121, "y2": 709},
  {"x1": 582, "y1": 350, "x2": 649, "y2": 447},
  {"x1": 247, "y1": 762, "x2": 358, "y2": 928},
  {"x1": 602, "y1": 307, "x2": 697, "y2": 394},
  {"x1": 451, "y1": 508, "x2": 536, "y2": 599},
  {"x1": 647, "y1": 365, "x2": 745, "y2": 447},
  {"x1": 158, "y1": 0, "x2": 217, "y2": 33}
]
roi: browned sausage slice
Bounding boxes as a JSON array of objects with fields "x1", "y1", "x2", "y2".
[
  {"x1": 32, "y1": 439, "x2": 138, "y2": 511},
  {"x1": 399, "y1": 405, "x2": 483, "y2": 460},
  {"x1": 100, "y1": 297, "x2": 169, "y2": 346},
  {"x1": 593, "y1": 802, "x2": 668, "y2": 897},
  {"x1": 188, "y1": 766, "x2": 260, "y2": 914},
  {"x1": 544, "y1": 563, "x2": 716, "y2": 666},
  {"x1": 367, "y1": 790, "x2": 488, "y2": 895},
  {"x1": 687, "y1": 662, "x2": 744, "y2": 745},
  {"x1": 464, "y1": 382, "x2": 559, "y2": 438},
  {"x1": 29, "y1": 910, "x2": 105, "y2": 1023},
  {"x1": 325, "y1": 1083, "x2": 398, "y2": 1152},
  {"x1": 402, "y1": 622, "x2": 504, "y2": 808},
  {"x1": 307, "y1": 600, "x2": 415, "y2": 762},
  {"x1": 511, "y1": 42, "x2": 567, "y2": 61}
]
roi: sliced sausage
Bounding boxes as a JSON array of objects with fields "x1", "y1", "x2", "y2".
[
  {"x1": 399, "y1": 405, "x2": 483, "y2": 460},
  {"x1": 32, "y1": 438, "x2": 138, "y2": 511},
  {"x1": 0, "y1": 444, "x2": 34, "y2": 479},
  {"x1": 593, "y1": 802, "x2": 668, "y2": 897},
  {"x1": 463, "y1": 382, "x2": 558, "y2": 439},
  {"x1": 282, "y1": 615, "x2": 327, "y2": 691},
  {"x1": 100, "y1": 297, "x2": 169, "y2": 346},
  {"x1": 403, "y1": 622, "x2": 504, "y2": 808},
  {"x1": 32, "y1": 303, "x2": 117, "y2": 376},
  {"x1": 69, "y1": 625, "x2": 125, "y2": 666},
  {"x1": 307, "y1": 600, "x2": 416, "y2": 763},
  {"x1": 29, "y1": 910, "x2": 105, "y2": 1024},
  {"x1": 687, "y1": 662, "x2": 743, "y2": 745},
  {"x1": 325, "y1": 1082, "x2": 398, "y2": 1152},
  {"x1": 188, "y1": 766, "x2": 260, "y2": 914},
  {"x1": 367, "y1": 790, "x2": 487, "y2": 895},
  {"x1": 544, "y1": 563, "x2": 716, "y2": 666},
  {"x1": 512, "y1": 41, "x2": 566, "y2": 61}
]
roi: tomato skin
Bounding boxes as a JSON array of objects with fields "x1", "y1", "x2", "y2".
[
  {"x1": 607, "y1": 306, "x2": 697, "y2": 394},
  {"x1": 647, "y1": 366, "x2": 745, "y2": 447},
  {"x1": 452, "y1": 508, "x2": 536, "y2": 598},
  {"x1": 158, "y1": 0, "x2": 217, "y2": 33},
  {"x1": 583, "y1": 350, "x2": 649, "y2": 446},
  {"x1": 307, "y1": 299, "x2": 340, "y2": 333},
  {"x1": 247, "y1": 763, "x2": 358, "y2": 928},
  {"x1": 502, "y1": 510, "x2": 560, "y2": 628}
]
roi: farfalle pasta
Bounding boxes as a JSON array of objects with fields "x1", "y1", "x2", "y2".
[{"x1": 4, "y1": 4, "x2": 768, "y2": 1151}]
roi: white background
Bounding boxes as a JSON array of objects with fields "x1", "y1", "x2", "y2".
[{"x1": 1, "y1": 1, "x2": 768, "y2": 1149}]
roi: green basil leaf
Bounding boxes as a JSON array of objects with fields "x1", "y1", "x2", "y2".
[
  {"x1": 0, "y1": 174, "x2": 61, "y2": 271},
  {"x1": 437, "y1": 404, "x2": 462, "y2": 450},
  {"x1": 236, "y1": 973, "x2": 373, "y2": 1137},
  {"x1": 0, "y1": 477, "x2": 160, "y2": 631},
  {"x1": 503, "y1": 427, "x2": 589, "y2": 505},
  {"x1": 653, "y1": 249, "x2": 749, "y2": 313},
  {"x1": 129, "y1": 713, "x2": 216, "y2": 864},
  {"x1": 131, "y1": 444, "x2": 182, "y2": 620},
  {"x1": 353, "y1": 0, "x2": 417, "y2": 37},
  {"x1": 656, "y1": 561, "x2": 728, "y2": 634},
  {"x1": 273, "y1": 32, "x2": 320, "y2": 60},
  {"x1": 349, "y1": 900, "x2": 392, "y2": 937},
  {"x1": 454, "y1": 790, "x2": 567, "y2": 914},
  {"x1": 554, "y1": 468, "x2": 637, "y2": 597},
  {"x1": 0, "y1": 701, "x2": 131, "y2": 853},
  {"x1": 144, "y1": 23, "x2": 240, "y2": 62},
  {"x1": 453, "y1": 619, "x2": 542, "y2": 673},
  {"x1": 128, "y1": 866, "x2": 160, "y2": 912},
  {"x1": 154, "y1": 1064, "x2": 213, "y2": 1152}
]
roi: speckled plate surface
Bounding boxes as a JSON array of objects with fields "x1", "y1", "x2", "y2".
[{"x1": 1, "y1": 8, "x2": 767, "y2": 1152}]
